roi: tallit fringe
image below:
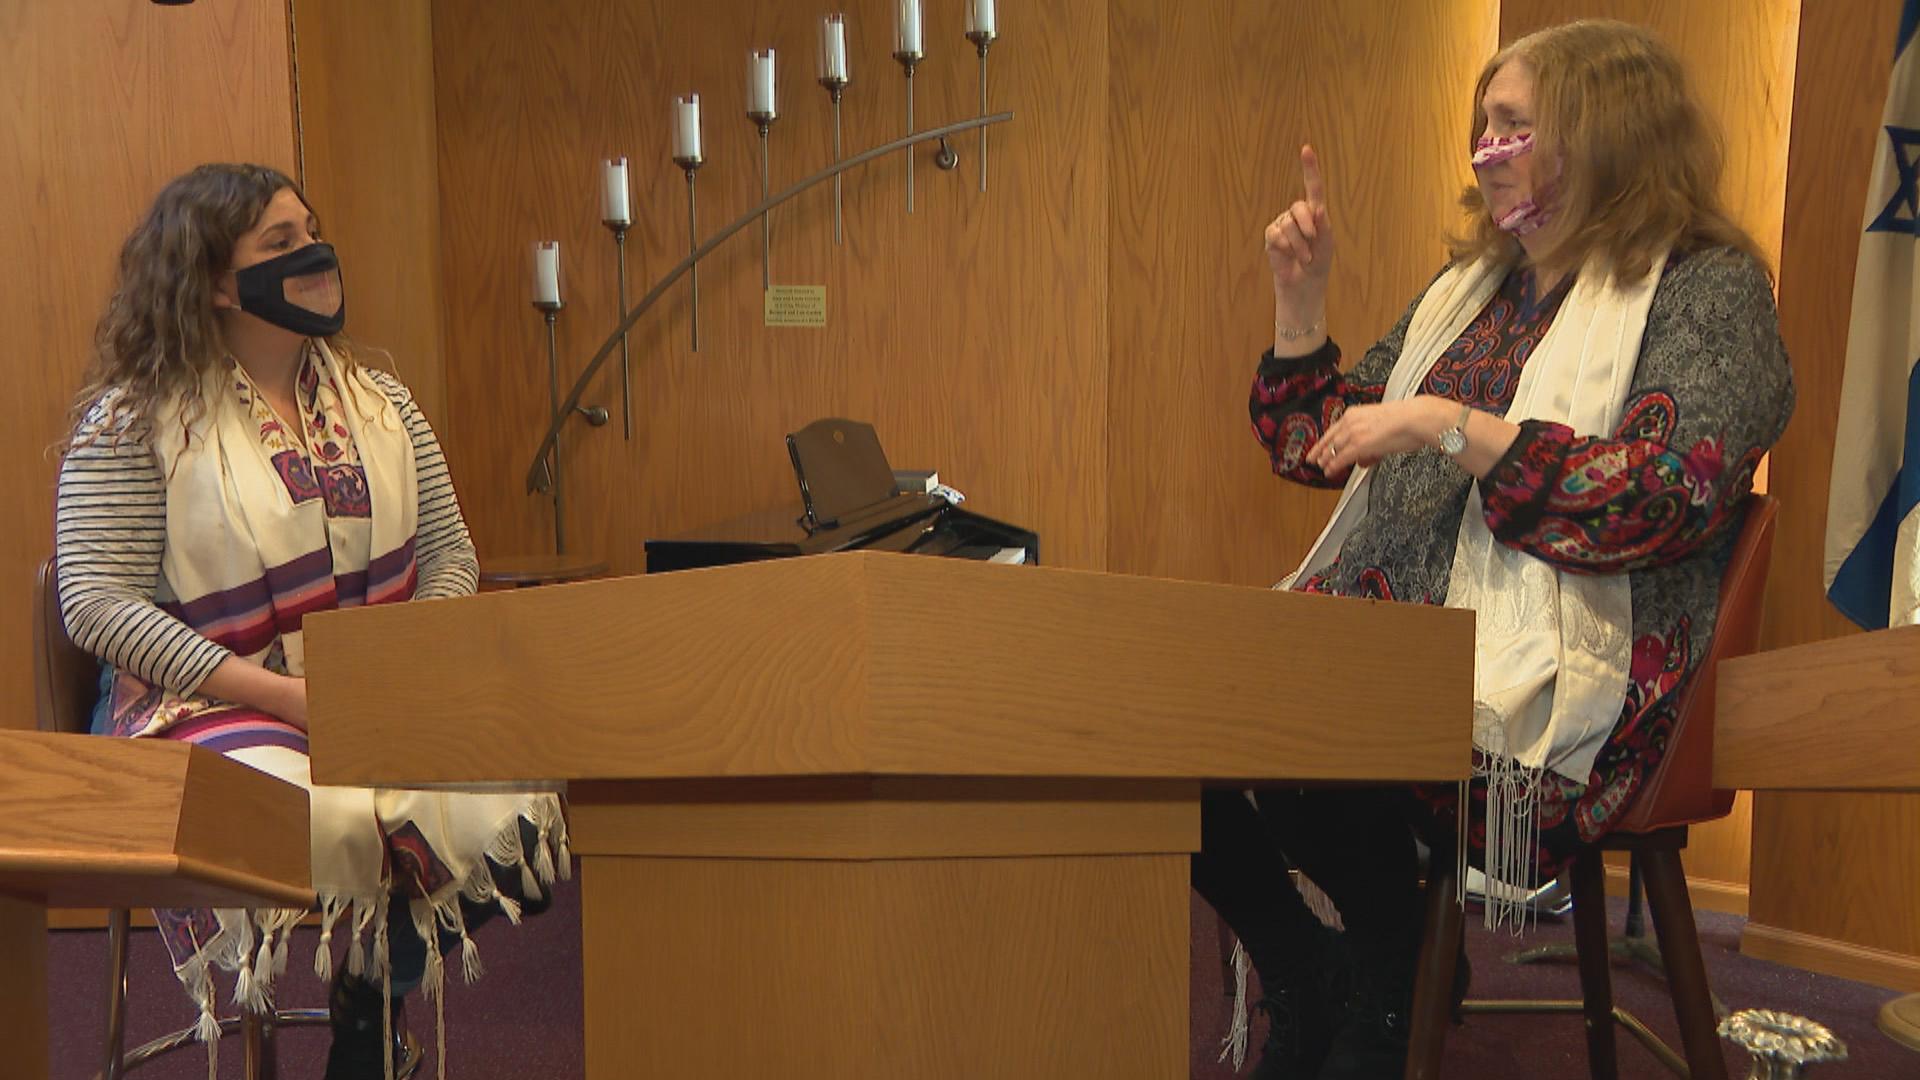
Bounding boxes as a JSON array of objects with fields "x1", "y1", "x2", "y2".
[
  {"x1": 1293, "y1": 872, "x2": 1345, "y2": 932},
  {"x1": 1467, "y1": 744, "x2": 1542, "y2": 935},
  {"x1": 172, "y1": 906, "x2": 307, "y2": 1077},
  {"x1": 166, "y1": 803, "x2": 567, "y2": 1080},
  {"x1": 1217, "y1": 937, "x2": 1252, "y2": 1071}
]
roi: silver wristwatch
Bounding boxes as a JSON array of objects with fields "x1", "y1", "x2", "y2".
[{"x1": 1438, "y1": 403, "x2": 1472, "y2": 456}]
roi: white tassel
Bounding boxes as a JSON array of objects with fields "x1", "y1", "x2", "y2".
[
  {"x1": 317, "y1": 898, "x2": 347, "y2": 981},
  {"x1": 1476, "y1": 748, "x2": 1542, "y2": 935},
  {"x1": 195, "y1": 959, "x2": 221, "y2": 1080},
  {"x1": 232, "y1": 943, "x2": 258, "y2": 1013},
  {"x1": 435, "y1": 978, "x2": 449, "y2": 1080},
  {"x1": 188, "y1": 957, "x2": 220, "y2": 1041},
  {"x1": 461, "y1": 930, "x2": 484, "y2": 984},
  {"x1": 273, "y1": 923, "x2": 291, "y2": 978},
  {"x1": 373, "y1": 910, "x2": 392, "y2": 981},
  {"x1": 1292, "y1": 872, "x2": 1346, "y2": 932},
  {"x1": 533, "y1": 830, "x2": 557, "y2": 885},
  {"x1": 413, "y1": 900, "x2": 444, "y2": 1000},
  {"x1": 1217, "y1": 937, "x2": 1252, "y2": 1071},
  {"x1": 496, "y1": 891, "x2": 524, "y2": 926},
  {"x1": 250, "y1": 933, "x2": 277, "y2": 1009},
  {"x1": 348, "y1": 895, "x2": 379, "y2": 978}
]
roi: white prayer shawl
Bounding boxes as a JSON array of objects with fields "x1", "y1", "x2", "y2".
[
  {"x1": 143, "y1": 344, "x2": 568, "y2": 1080},
  {"x1": 1285, "y1": 252, "x2": 1666, "y2": 921}
]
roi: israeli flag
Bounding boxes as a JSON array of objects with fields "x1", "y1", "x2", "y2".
[{"x1": 1824, "y1": 0, "x2": 1920, "y2": 630}]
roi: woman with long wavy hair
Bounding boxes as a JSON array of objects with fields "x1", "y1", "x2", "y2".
[
  {"x1": 57, "y1": 163, "x2": 566, "y2": 1080},
  {"x1": 1194, "y1": 21, "x2": 1795, "y2": 1079}
]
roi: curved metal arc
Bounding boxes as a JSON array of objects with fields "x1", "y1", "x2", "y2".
[{"x1": 525, "y1": 109, "x2": 1016, "y2": 492}]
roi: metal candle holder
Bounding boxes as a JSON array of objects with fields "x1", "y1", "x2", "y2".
[
  {"x1": 822, "y1": 81, "x2": 847, "y2": 242},
  {"x1": 818, "y1": 13, "x2": 850, "y2": 245},
  {"x1": 532, "y1": 295, "x2": 567, "y2": 553},
  {"x1": 601, "y1": 158, "x2": 634, "y2": 439},
  {"x1": 748, "y1": 49, "x2": 777, "y2": 290},
  {"x1": 524, "y1": 110, "x2": 1014, "y2": 494},
  {"x1": 965, "y1": 25, "x2": 997, "y2": 192},
  {"x1": 1719, "y1": 1010, "x2": 1848, "y2": 1079},
  {"x1": 674, "y1": 156, "x2": 703, "y2": 350},
  {"x1": 606, "y1": 225, "x2": 632, "y2": 437},
  {"x1": 894, "y1": 52, "x2": 921, "y2": 212},
  {"x1": 751, "y1": 119, "x2": 773, "y2": 288}
]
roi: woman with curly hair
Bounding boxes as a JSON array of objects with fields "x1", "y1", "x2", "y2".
[
  {"x1": 1193, "y1": 21, "x2": 1795, "y2": 1079},
  {"x1": 56, "y1": 163, "x2": 566, "y2": 1080}
]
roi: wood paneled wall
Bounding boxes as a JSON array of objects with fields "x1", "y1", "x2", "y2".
[
  {"x1": 1104, "y1": 0, "x2": 1497, "y2": 586},
  {"x1": 431, "y1": 0, "x2": 1110, "y2": 573},
  {"x1": 1749, "y1": 0, "x2": 1920, "y2": 988},
  {"x1": 0, "y1": 1, "x2": 296, "y2": 731},
  {"x1": 426, "y1": 0, "x2": 1823, "y2": 915},
  {"x1": 291, "y1": 0, "x2": 450, "y2": 428}
]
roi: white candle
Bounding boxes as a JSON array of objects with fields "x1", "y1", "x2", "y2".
[
  {"x1": 601, "y1": 157, "x2": 630, "y2": 226},
  {"x1": 965, "y1": 0, "x2": 996, "y2": 37},
  {"x1": 818, "y1": 14, "x2": 849, "y2": 84},
  {"x1": 531, "y1": 241, "x2": 562, "y2": 307},
  {"x1": 748, "y1": 49, "x2": 777, "y2": 118},
  {"x1": 672, "y1": 93, "x2": 702, "y2": 161},
  {"x1": 894, "y1": 0, "x2": 922, "y2": 57}
]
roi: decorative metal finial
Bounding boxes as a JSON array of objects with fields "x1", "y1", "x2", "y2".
[{"x1": 1718, "y1": 1010, "x2": 1848, "y2": 1079}]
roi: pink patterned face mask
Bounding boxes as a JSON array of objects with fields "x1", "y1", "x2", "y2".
[{"x1": 1472, "y1": 132, "x2": 1552, "y2": 236}]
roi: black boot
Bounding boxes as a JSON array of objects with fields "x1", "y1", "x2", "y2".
[
  {"x1": 1194, "y1": 790, "x2": 1349, "y2": 1080},
  {"x1": 1317, "y1": 933, "x2": 1417, "y2": 1080},
  {"x1": 323, "y1": 973, "x2": 397, "y2": 1080},
  {"x1": 1247, "y1": 922, "x2": 1347, "y2": 1080}
]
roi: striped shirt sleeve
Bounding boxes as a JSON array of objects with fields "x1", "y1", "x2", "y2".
[
  {"x1": 365, "y1": 370, "x2": 479, "y2": 600},
  {"x1": 55, "y1": 402, "x2": 233, "y2": 695}
]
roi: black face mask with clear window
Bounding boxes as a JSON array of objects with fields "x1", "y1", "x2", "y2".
[{"x1": 233, "y1": 241, "x2": 346, "y2": 337}]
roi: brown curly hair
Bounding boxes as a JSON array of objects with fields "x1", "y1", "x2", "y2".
[
  {"x1": 70, "y1": 163, "x2": 354, "y2": 448},
  {"x1": 1450, "y1": 20, "x2": 1766, "y2": 285}
]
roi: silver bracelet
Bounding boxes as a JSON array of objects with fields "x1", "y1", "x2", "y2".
[{"x1": 1274, "y1": 318, "x2": 1326, "y2": 341}]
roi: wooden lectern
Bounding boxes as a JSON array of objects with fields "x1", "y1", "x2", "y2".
[
  {"x1": 1718, "y1": 627, "x2": 1920, "y2": 1044},
  {"x1": 0, "y1": 731, "x2": 312, "y2": 1080},
  {"x1": 1716, "y1": 625, "x2": 1920, "y2": 792},
  {"x1": 304, "y1": 552, "x2": 1474, "y2": 1078}
]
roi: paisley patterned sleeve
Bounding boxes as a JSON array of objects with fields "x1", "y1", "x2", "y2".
[
  {"x1": 1249, "y1": 288, "x2": 1421, "y2": 488},
  {"x1": 1477, "y1": 248, "x2": 1795, "y2": 574}
]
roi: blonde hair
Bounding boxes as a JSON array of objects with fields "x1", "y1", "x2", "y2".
[
  {"x1": 70, "y1": 163, "x2": 357, "y2": 448},
  {"x1": 1449, "y1": 20, "x2": 1765, "y2": 284}
]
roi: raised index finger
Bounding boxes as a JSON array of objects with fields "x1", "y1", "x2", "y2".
[{"x1": 1301, "y1": 144, "x2": 1327, "y2": 211}]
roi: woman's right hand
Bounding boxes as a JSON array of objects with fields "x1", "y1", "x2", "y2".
[{"x1": 1265, "y1": 145, "x2": 1335, "y2": 320}]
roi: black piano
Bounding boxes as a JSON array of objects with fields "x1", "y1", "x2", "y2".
[{"x1": 644, "y1": 418, "x2": 1039, "y2": 574}]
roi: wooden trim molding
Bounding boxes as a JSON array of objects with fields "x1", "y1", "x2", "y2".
[
  {"x1": 1742, "y1": 922, "x2": 1920, "y2": 993},
  {"x1": 1604, "y1": 864, "x2": 1749, "y2": 918}
]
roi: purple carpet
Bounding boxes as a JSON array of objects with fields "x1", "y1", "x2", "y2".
[{"x1": 43, "y1": 866, "x2": 1910, "y2": 1078}]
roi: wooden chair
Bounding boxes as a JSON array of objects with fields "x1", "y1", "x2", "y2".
[
  {"x1": 31, "y1": 559, "x2": 420, "y2": 1079},
  {"x1": 1405, "y1": 494, "x2": 1779, "y2": 1080}
]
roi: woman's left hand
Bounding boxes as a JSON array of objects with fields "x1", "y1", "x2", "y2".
[{"x1": 1309, "y1": 397, "x2": 1453, "y2": 479}]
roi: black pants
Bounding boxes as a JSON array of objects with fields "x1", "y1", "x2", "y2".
[{"x1": 1191, "y1": 786, "x2": 1427, "y2": 989}]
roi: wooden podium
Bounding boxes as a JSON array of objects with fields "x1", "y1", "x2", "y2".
[
  {"x1": 0, "y1": 731, "x2": 312, "y2": 1080},
  {"x1": 304, "y1": 552, "x2": 1475, "y2": 1078},
  {"x1": 1718, "y1": 627, "x2": 1920, "y2": 1040},
  {"x1": 1716, "y1": 624, "x2": 1920, "y2": 792}
]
